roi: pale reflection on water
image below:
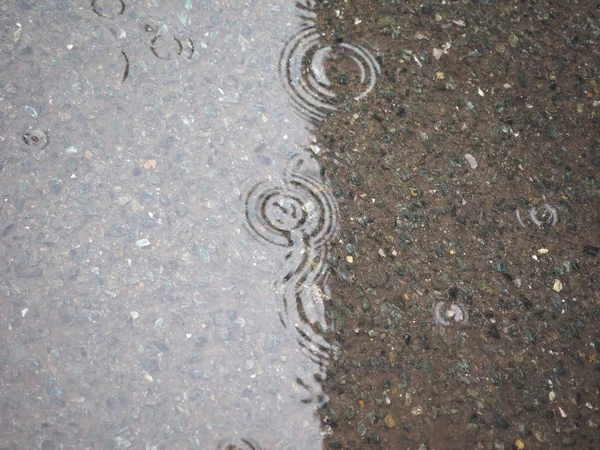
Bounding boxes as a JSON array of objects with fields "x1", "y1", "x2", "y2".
[{"x1": 0, "y1": 0, "x2": 377, "y2": 448}]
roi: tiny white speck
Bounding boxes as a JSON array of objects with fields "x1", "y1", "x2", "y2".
[{"x1": 21, "y1": 307, "x2": 29, "y2": 318}]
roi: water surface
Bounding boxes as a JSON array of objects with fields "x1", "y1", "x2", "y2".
[{"x1": 0, "y1": 0, "x2": 380, "y2": 448}]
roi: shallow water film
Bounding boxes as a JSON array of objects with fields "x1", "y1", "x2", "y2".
[{"x1": 1, "y1": 1, "x2": 600, "y2": 449}]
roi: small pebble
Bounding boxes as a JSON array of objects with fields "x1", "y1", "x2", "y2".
[
  {"x1": 515, "y1": 439, "x2": 525, "y2": 450},
  {"x1": 466, "y1": 388, "x2": 479, "y2": 397},
  {"x1": 383, "y1": 413, "x2": 396, "y2": 428},
  {"x1": 411, "y1": 406, "x2": 423, "y2": 415},
  {"x1": 136, "y1": 238, "x2": 151, "y2": 249},
  {"x1": 130, "y1": 406, "x2": 140, "y2": 420},
  {"x1": 464, "y1": 153, "x2": 478, "y2": 169},
  {"x1": 552, "y1": 279, "x2": 563, "y2": 292}
]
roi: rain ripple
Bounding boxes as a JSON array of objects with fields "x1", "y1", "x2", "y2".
[
  {"x1": 279, "y1": 25, "x2": 381, "y2": 123},
  {"x1": 245, "y1": 153, "x2": 338, "y2": 250},
  {"x1": 245, "y1": 153, "x2": 339, "y2": 391},
  {"x1": 217, "y1": 438, "x2": 262, "y2": 450}
]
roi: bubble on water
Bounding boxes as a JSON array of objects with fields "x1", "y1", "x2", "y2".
[
  {"x1": 22, "y1": 128, "x2": 49, "y2": 149},
  {"x1": 280, "y1": 26, "x2": 381, "y2": 123},
  {"x1": 434, "y1": 301, "x2": 467, "y2": 326},
  {"x1": 91, "y1": 0, "x2": 125, "y2": 19},
  {"x1": 515, "y1": 204, "x2": 558, "y2": 228}
]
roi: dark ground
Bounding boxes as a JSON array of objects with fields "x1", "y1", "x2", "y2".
[{"x1": 312, "y1": 1, "x2": 600, "y2": 449}]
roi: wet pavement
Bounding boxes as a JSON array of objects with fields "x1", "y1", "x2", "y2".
[
  {"x1": 1, "y1": 0, "x2": 338, "y2": 448},
  {"x1": 1, "y1": 1, "x2": 599, "y2": 449}
]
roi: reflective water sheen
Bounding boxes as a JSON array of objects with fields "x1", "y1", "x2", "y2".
[{"x1": 0, "y1": 0, "x2": 378, "y2": 448}]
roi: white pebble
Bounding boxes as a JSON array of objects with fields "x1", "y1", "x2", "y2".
[
  {"x1": 464, "y1": 153, "x2": 478, "y2": 169},
  {"x1": 411, "y1": 406, "x2": 423, "y2": 415}
]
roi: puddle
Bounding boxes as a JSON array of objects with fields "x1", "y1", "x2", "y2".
[
  {"x1": 0, "y1": 0, "x2": 373, "y2": 448},
  {"x1": 6, "y1": 1, "x2": 596, "y2": 449}
]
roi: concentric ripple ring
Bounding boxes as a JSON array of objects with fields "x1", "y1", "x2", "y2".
[
  {"x1": 245, "y1": 154, "x2": 338, "y2": 249},
  {"x1": 279, "y1": 26, "x2": 381, "y2": 122}
]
